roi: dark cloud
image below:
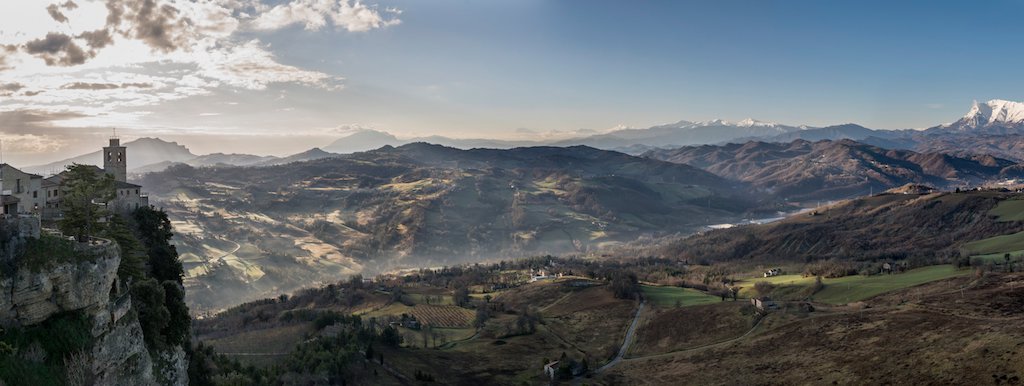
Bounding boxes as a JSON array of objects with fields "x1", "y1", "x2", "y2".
[
  {"x1": 77, "y1": 29, "x2": 113, "y2": 50},
  {"x1": 60, "y1": 82, "x2": 153, "y2": 90},
  {"x1": 23, "y1": 91, "x2": 44, "y2": 97},
  {"x1": 0, "y1": 82, "x2": 25, "y2": 96},
  {"x1": 60, "y1": 1, "x2": 78, "y2": 10},
  {"x1": 0, "y1": 83, "x2": 24, "y2": 92},
  {"x1": 23, "y1": 33, "x2": 92, "y2": 66},
  {"x1": 106, "y1": 0, "x2": 193, "y2": 52},
  {"x1": 0, "y1": 110, "x2": 89, "y2": 136},
  {"x1": 46, "y1": 4, "x2": 69, "y2": 23}
]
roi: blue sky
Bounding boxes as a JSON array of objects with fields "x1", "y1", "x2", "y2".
[{"x1": 1, "y1": 0, "x2": 1023, "y2": 162}]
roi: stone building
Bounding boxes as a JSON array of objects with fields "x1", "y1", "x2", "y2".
[
  {"x1": 42, "y1": 138, "x2": 149, "y2": 219},
  {"x1": 0, "y1": 163, "x2": 45, "y2": 215}
]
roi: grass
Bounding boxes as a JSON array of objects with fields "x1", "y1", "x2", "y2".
[
  {"x1": 987, "y1": 198, "x2": 1024, "y2": 222},
  {"x1": 813, "y1": 265, "x2": 967, "y2": 304},
  {"x1": 641, "y1": 285, "x2": 722, "y2": 307},
  {"x1": 962, "y1": 230, "x2": 1024, "y2": 257},
  {"x1": 737, "y1": 265, "x2": 967, "y2": 304},
  {"x1": 404, "y1": 293, "x2": 454, "y2": 306},
  {"x1": 206, "y1": 323, "x2": 313, "y2": 367},
  {"x1": 629, "y1": 302, "x2": 755, "y2": 357},
  {"x1": 960, "y1": 198, "x2": 1024, "y2": 257},
  {"x1": 971, "y1": 250, "x2": 1024, "y2": 263}
]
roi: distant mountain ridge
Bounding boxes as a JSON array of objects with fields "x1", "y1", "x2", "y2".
[
  {"x1": 644, "y1": 138, "x2": 1024, "y2": 201},
  {"x1": 26, "y1": 137, "x2": 197, "y2": 175}
]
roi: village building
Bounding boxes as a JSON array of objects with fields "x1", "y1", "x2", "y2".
[
  {"x1": 0, "y1": 163, "x2": 45, "y2": 215},
  {"x1": 2, "y1": 137, "x2": 148, "y2": 220}
]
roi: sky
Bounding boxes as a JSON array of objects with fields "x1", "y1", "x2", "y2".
[{"x1": 2, "y1": 0, "x2": 1024, "y2": 165}]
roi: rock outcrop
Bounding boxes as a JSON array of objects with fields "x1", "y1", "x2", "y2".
[
  {"x1": 0, "y1": 241, "x2": 119, "y2": 326},
  {"x1": 0, "y1": 236, "x2": 188, "y2": 385}
]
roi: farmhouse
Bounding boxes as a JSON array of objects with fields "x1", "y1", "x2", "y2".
[
  {"x1": 751, "y1": 298, "x2": 779, "y2": 311},
  {"x1": 543, "y1": 361, "x2": 559, "y2": 380}
]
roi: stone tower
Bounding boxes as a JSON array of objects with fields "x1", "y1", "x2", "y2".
[{"x1": 104, "y1": 137, "x2": 127, "y2": 182}]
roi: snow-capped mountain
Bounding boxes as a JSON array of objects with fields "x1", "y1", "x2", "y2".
[{"x1": 942, "y1": 99, "x2": 1024, "y2": 131}]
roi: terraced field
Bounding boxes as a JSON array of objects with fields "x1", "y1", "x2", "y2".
[{"x1": 410, "y1": 305, "x2": 474, "y2": 328}]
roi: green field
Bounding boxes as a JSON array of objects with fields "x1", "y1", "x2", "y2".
[
  {"x1": 963, "y1": 199, "x2": 1024, "y2": 257},
  {"x1": 813, "y1": 265, "x2": 966, "y2": 304},
  {"x1": 738, "y1": 265, "x2": 967, "y2": 305},
  {"x1": 987, "y1": 199, "x2": 1024, "y2": 222},
  {"x1": 961, "y1": 231, "x2": 1024, "y2": 257},
  {"x1": 970, "y1": 250, "x2": 1024, "y2": 263},
  {"x1": 641, "y1": 285, "x2": 722, "y2": 307}
]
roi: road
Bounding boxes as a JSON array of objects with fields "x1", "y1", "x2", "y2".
[{"x1": 594, "y1": 300, "x2": 645, "y2": 374}]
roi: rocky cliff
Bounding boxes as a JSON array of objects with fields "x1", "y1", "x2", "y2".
[{"x1": 0, "y1": 233, "x2": 187, "y2": 385}]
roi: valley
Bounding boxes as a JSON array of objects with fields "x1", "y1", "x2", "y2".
[{"x1": 186, "y1": 189, "x2": 1024, "y2": 385}]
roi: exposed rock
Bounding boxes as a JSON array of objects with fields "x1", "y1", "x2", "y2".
[
  {"x1": 156, "y1": 345, "x2": 189, "y2": 386},
  {"x1": 92, "y1": 313, "x2": 156, "y2": 386},
  {"x1": 0, "y1": 241, "x2": 119, "y2": 326},
  {"x1": 0, "y1": 238, "x2": 188, "y2": 385}
]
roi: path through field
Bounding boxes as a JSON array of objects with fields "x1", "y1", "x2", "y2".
[{"x1": 595, "y1": 300, "x2": 645, "y2": 374}]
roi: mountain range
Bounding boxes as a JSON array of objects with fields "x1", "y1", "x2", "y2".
[
  {"x1": 25, "y1": 99, "x2": 1024, "y2": 177},
  {"x1": 644, "y1": 138, "x2": 1023, "y2": 201}
]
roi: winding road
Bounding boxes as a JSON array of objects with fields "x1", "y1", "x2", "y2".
[{"x1": 595, "y1": 300, "x2": 645, "y2": 374}]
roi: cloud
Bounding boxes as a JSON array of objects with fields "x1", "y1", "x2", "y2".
[
  {"x1": 106, "y1": 0, "x2": 193, "y2": 52},
  {"x1": 77, "y1": 29, "x2": 114, "y2": 50},
  {"x1": 251, "y1": 0, "x2": 400, "y2": 32},
  {"x1": 46, "y1": 4, "x2": 70, "y2": 23},
  {"x1": 23, "y1": 33, "x2": 91, "y2": 66},
  {"x1": 0, "y1": 82, "x2": 24, "y2": 95},
  {"x1": 60, "y1": 81, "x2": 153, "y2": 90},
  {"x1": 45, "y1": 1, "x2": 79, "y2": 24},
  {"x1": 199, "y1": 40, "x2": 340, "y2": 90}
]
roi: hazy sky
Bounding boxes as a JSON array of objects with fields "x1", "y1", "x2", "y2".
[{"x1": 2, "y1": 0, "x2": 1024, "y2": 165}]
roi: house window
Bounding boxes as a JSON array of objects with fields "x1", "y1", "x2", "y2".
[
  {"x1": 136, "y1": 189, "x2": 139, "y2": 195},
  {"x1": 33, "y1": 191, "x2": 37, "y2": 198}
]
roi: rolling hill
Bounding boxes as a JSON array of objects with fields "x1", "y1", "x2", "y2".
[
  {"x1": 644, "y1": 139, "x2": 1023, "y2": 201},
  {"x1": 139, "y1": 144, "x2": 760, "y2": 312},
  {"x1": 655, "y1": 190, "x2": 1024, "y2": 265}
]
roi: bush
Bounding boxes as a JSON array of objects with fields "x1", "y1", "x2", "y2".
[{"x1": 0, "y1": 311, "x2": 94, "y2": 386}]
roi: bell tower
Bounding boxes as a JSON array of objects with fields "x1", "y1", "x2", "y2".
[{"x1": 104, "y1": 132, "x2": 127, "y2": 182}]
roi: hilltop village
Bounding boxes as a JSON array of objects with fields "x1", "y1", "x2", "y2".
[
  {"x1": 1, "y1": 137, "x2": 148, "y2": 218},
  {"x1": 0, "y1": 138, "x2": 190, "y2": 385}
]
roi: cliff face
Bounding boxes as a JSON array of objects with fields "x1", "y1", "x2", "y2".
[
  {"x1": 0, "y1": 242, "x2": 120, "y2": 326},
  {"x1": 0, "y1": 236, "x2": 187, "y2": 385}
]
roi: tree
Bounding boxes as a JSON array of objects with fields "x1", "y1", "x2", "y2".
[
  {"x1": 453, "y1": 285, "x2": 470, "y2": 307},
  {"x1": 161, "y1": 281, "x2": 191, "y2": 346},
  {"x1": 134, "y1": 208, "x2": 184, "y2": 285},
  {"x1": 753, "y1": 281, "x2": 776, "y2": 298},
  {"x1": 103, "y1": 215, "x2": 146, "y2": 280},
  {"x1": 132, "y1": 278, "x2": 170, "y2": 348},
  {"x1": 365, "y1": 342, "x2": 375, "y2": 360},
  {"x1": 59, "y1": 164, "x2": 115, "y2": 242},
  {"x1": 610, "y1": 271, "x2": 639, "y2": 299},
  {"x1": 473, "y1": 306, "x2": 489, "y2": 328}
]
